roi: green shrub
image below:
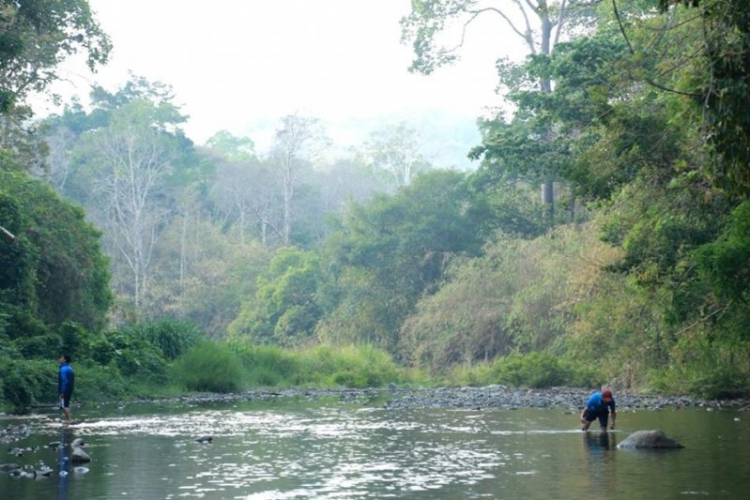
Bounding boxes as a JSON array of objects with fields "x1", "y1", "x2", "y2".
[
  {"x1": 650, "y1": 363, "x2": 750, "y2": 399},
  {"x1": 227, "y1": 340, "x2": 301, "y2": 386},
  {"x1": 74, "y1": 362, "x2": 128, "y2": 400},
  {"x1": 134, "y1": 318, "x2": 202, "y2": 360},
  {"x1": 58, "y1": 321, "x2": 94, "y2": 361},
  {"x1": 299, "y1": 345, "x2": 404, "y2": 388},
  {"x1": 116, "y1": 345, "x2": 168, "y2": 382},
  {"x1": 447, "y1": 352, "x2": 602, "y2": 389},
  {"x1": 446, "y1": 363, "x2": 495, "y2": 387},
  {"x1": 88, "y1": 327, "x2": 168, "y2": 383},
  {"x1": 15, "y1": 332, "x2": 60, "y2": 359},
  {"x1": 0, "y1": 359, "x2": 56, "y2": 409},
  {"x1": 226, "y1": 340, "x2": 408, "y2": 388},
  {"x1": 171, "y1": 341, "x2": 244, "y2": 393},
  {"x1": 494, "y1": 352, "x2": 570, "y2": 388}
]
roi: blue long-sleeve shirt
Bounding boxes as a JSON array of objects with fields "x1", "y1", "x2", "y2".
[{"x1": 58, "y1": 363, "x2": 75, "y2": 395}]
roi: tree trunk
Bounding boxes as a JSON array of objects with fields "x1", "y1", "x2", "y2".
[{"x1": 542, "y1": 180, "x2": 554, "y2": 225}]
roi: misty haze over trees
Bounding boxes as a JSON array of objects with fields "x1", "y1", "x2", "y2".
[{"x1": 2, "y1": 0, "x2": 750, "y2": 406}]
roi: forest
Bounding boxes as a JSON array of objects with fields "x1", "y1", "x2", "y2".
[{"x1": 1, "y1": 0, "x2": 749, "y2": 410}]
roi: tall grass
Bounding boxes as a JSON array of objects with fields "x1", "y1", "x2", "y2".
[
  {"x1": 171, "y1": 341, "x2": 245, "y2": 393},
  {"x1": 226, "y1": 340, "x2": 413, "y2": 388}
]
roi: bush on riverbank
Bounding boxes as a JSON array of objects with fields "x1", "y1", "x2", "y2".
[
  {"x1": 446, "y1": 352, "x2": 602, "y2": 389},
  {"x1": 171, "y1": 341, "x2": 245, "y2": 393},
  {"x1": 648, "y1": 342, "x2": 750, "y2": 399},
  {"x1": 226, "y1": 341, "x2": 417, "y2": 388},
  {"x1": 0, "y1": 359, "x2": 56, "y2": 408}
]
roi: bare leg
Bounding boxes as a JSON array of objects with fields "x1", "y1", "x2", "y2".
[{"x1": 63, "y1": 407, "x2": 72, "y2": 423}]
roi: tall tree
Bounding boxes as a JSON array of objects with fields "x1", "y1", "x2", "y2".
[
  {"x1": 364, "y1": 122, "x2": 431, "y2": 188},
  {"x1": 70, "y1": 79, "x2": 190, "y2": 317},
  {"x1": 270, "y1": 114, "x2": 329, "y2": 244},
  {"x1": 210, "y1": 155, "x2": 282, "y2": 245},
  {"x1": 0, "y1": 0, "x2": 111, "y2": 113},
  {"x1": 205, "y1": 130, "x2": 256, "y2": 162},
  {"x1": 656, "y1": 0, "x2": 750, "y2": 196},
  {"x1": 401, "y1": 0, "x2": 595, "y2": 222}
]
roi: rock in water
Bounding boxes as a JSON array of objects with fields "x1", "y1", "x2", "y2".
[
  {"x1": 0, "y1": 463, "x2": 21, "y2": 473},
  {"x1": 617, "y1": 430, "x2": 684, "y2": 450},
  {"x1": 71, "y1": 447, "x2": 91, "y2": 463},
  {"x1": 195, "y1": 436, "x2": 213, "y2": 444}
]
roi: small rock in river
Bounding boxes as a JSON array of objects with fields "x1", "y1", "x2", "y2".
[{"x1": 71, "y1": 447, "x2": 91, "y2": 464}]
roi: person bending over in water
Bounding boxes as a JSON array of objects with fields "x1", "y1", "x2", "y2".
[{"x1": 581, "y1": 389, "x2": 616, "y2": 431}]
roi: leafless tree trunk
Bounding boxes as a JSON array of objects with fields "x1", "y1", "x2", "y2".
[
  {"x1": 271, "y1": 114, "x2": 329, "y2": 244},
  {"x1": 95, "y1": 122, "x2": 172, "y2": 315}
]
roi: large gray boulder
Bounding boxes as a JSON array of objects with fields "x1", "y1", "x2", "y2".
[{"x1": 617, "y1": 430, "x2": 684, "y2": 450}]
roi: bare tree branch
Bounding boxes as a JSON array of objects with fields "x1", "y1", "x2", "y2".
[
  {"x1": 611, "y1": 0, "x2": 701, "y2": 98},
  {"x1": 552, "y1": 0, "x2": 568, "y2": 49}
]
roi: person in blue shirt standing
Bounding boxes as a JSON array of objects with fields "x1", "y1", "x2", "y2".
[
  {"x1": 58, "y1": 355, "x2": 75, "y2": 424},
  {"x1": 581, "y1": 389, "x2": 616, "y2": 431}
]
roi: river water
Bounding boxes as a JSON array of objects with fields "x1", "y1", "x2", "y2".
[{"x1": 1, "y1": 396, "x2": 749, "y2": 499}]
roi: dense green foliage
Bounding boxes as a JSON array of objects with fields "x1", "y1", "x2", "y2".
[
  {"x1": 171, "y1": 341, "x2": 245, "y2": 393},
  {"x1": 0, "y1": 171, "x2": 112, "y2": 331},
  {"x1": 0, "y1": 0, "x2": 110, "y2": 112},
  {"x1": 447, "y1": 352, "x2": 602, "y2": 389}
]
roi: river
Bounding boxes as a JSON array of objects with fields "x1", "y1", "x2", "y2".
[{"x1": 1, "y1": 394, "x2": 749, "y2": 499}]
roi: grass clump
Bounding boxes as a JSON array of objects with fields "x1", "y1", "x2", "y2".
[
  {"x1": 299, "y1": 345, "x2": 403, "y2": 388},
  {"x1": 226, "y1": 340, "x2": 410, "y2": 388},
  {"x1": 171, "y1": 341, "x2": 245, "y2": 393}
]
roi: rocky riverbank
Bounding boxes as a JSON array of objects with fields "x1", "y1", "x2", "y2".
[{"x1": 84, "y1": 385, "x2": 750, "y2": 412}]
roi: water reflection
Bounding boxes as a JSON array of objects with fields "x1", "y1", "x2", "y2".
[
  {"x1": 57, "y1": 426, "x2": 73, "y2": 500},
  {"x1": 581, "y1": 431, "x2": 617, "y2": 494},
  {"x1": 582, "y1": 430, "x2": 617, "y2": 454}
]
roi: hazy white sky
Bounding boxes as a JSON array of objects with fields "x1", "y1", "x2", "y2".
[{"x1": 43, "y1": 0, "x2": 517, "y2": 152}]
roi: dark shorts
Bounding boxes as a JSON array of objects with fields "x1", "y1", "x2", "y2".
[
  {"x1": 585, "y1": 408, "x2": 610, "y2": 427},
  {"x1": 61, "y1": 393, "x2": 72, "y2": 408}
]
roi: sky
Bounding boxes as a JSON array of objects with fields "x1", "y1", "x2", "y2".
[{"x1": 39, "y1": 0, "x2": 521, "y2": 164}]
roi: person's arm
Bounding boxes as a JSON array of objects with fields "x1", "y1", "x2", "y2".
[
  {"x1": 610, "y1": 400, "x2": 616, "y2": 429},
  {"x1": 580, "y1": 407, "x2": 592, "y2": 430}
]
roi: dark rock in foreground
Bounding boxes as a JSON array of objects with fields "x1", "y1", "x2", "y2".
[
  {"x1": 617, "y1": 430, "x2": 684, "y2": 450},
  {"x1": 71, "y1": 447, "x2": 91, "y2": 463}
]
